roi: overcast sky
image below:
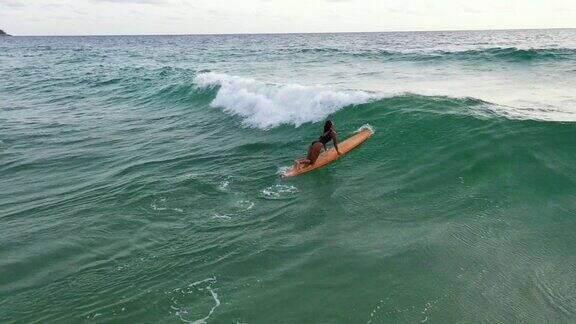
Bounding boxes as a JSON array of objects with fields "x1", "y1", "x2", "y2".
[{"x1": 1, "y1": 0, "x2": 575, "y2": 36}]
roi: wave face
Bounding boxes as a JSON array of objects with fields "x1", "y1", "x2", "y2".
[{"x1": 2, "y1": 29, "x2": 576, "y2": 324}]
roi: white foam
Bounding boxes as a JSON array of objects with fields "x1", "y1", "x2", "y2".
[
  {"x1": 217, "y1": 180, "x2": 229, "y2": 191},
  {"x1": 261, "y1": 184, "x2": 299, "y2": 200},
  {"x1": 212, "y1": 199, "x2": 255, "y2": 221},
  {"x1": 235, "y1": 200, "x2": 255, "y2": 211},
  {"x1": 355, "y1": 123, "x2": 375, "y2": 134},
  {"x1": 189, "y1": 277, "x2": 216, "y2": 287},
  {"x1": 277, "y1": 166, "x2": 291, "y2": 176},
  {"x1": 194, "y1": 72, "x2": 379, "y2": 129},
  {"x1": 173, "y1": 277, "x2": 221, "y2": 324},
  {"x1": 212, "y1": 213, "x2": 232, "y2": 220},
  {"x1": 483, "y1": 102, "x2": 576, "y2": 122},
  {"x1": 190, "y1": 278, "x2": 220, "y2": 324},
  {"x1": 151, "y1": 197, "x2": 184, "y2": 213}
]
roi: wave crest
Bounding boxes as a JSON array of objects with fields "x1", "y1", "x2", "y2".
[
  {"x1": 193, "y1": 72, "x2": 576, "y2": 127},
  {"x1": 291, "y1": 46, "x2": 576, "y2": 63},
  {"x1": 193, "y1": 72, "x2": 379, "y2": 129},
  {"x1": 436, "y1": 47, "x2": 576, "y2": 62}
]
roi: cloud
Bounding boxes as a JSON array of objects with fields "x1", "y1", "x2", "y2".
[
  {"x1": 92, "y1": 0, "x2": 165, "y2": 3},
  {"x1": 2, "y1": 0, "x2": 575, "y2": 36},
  {"x1": 0, "y1": 0, "x2": 28, "y2": 8}
]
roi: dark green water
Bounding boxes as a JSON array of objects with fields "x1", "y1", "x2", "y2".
[{"x1": 1, "y1": 30, "x2": 576, "y2": 323}]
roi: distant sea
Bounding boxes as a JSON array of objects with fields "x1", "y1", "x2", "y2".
[{"x1": 1, "y1": 29, "x2": 576, "y2": 323}]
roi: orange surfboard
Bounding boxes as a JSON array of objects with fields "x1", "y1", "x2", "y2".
[{"x1": 283, "y1": 128, "x2": 373, "y2": 177}]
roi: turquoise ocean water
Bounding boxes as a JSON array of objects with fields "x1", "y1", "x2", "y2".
[{"x1": 1, "y1": 29, "x2": 576, "y2": 323}]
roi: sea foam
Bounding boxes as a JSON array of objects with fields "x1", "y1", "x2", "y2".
[{"x1": 194, "y1": 72, "x2": 378, "y2": 129}]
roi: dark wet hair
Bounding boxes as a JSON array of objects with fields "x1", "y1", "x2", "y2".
[{"x1": 323, "y1": 120, "x2": 333, "y2": 133}]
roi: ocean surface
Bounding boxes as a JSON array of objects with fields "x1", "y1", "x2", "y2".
[{"x1": 1, "y1": 29, "x2": 576, "y2": 323}]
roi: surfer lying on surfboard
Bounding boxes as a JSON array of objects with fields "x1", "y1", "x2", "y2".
[{"x1": 294, "y1": 120, "x2": 341, "y2": 168}]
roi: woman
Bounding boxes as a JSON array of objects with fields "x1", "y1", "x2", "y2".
[{"x1": 294, "y1": 120, "x2": 341, "y2": 168}]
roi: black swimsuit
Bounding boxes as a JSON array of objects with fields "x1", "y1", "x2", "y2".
[
  {"x1": 318, "y1": 131, "x2": 332, "y2": 144},
  {"x1": 307, "y1": 130, "x2": 333, "y2": 162},
  {"x1": 312, "y1": 131, "x2": 332, "y2": 146}
]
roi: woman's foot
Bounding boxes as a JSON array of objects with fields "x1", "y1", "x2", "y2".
[{"x1": 293, "y1": 159, "x2": 310, "y2": 169}]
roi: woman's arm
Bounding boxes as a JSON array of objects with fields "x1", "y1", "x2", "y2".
[{"x1": 332, "y1": 131, "x2": 340, "y2": 155}]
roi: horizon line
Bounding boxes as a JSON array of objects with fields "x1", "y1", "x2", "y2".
[{"x1": 6, "y1": 26, "x2": 576, "y2": 37}]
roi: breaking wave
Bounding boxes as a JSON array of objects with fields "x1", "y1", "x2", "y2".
[
  {"x1": 193, "y1": 72, "x2": 382, "y2": 129},
  {"x1": 193, "y1": 72, "x2": 576, "y2": 129}
]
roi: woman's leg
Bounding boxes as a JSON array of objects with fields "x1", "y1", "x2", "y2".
[
  {"x1": 307, "y1": 142, "x2": 324, "y2": 165},
  {"x1": 293, "y1": 141, "x2": 322, "y2": 169}
]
